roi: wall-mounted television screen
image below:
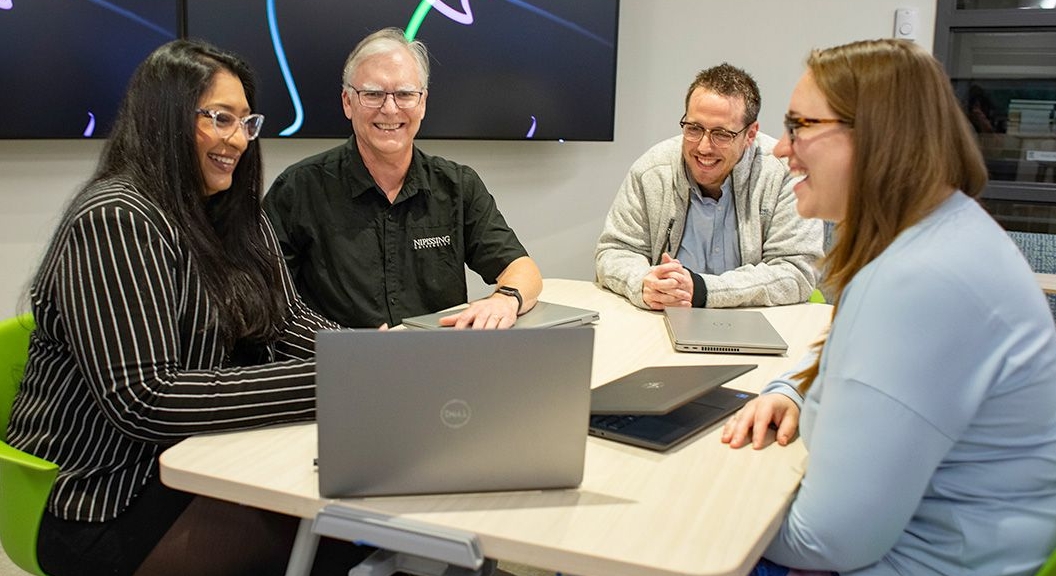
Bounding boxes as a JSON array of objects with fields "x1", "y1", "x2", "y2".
[
  {"x1": 0, "y1": 0, "x2": 180, "y2": 139},
  {"x1": 185, "y1": 0, "x2": 619, "y2": 141}
]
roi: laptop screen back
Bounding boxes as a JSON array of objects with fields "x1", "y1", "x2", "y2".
[
  {"x1": 316, "y1": 327, "x2": 594, "y2": 497},
  {"x1": 590, "y1": 364, "x2": 756, "y2": 415},
  {"x1": 588, "y1": 364, "x2": 758, "y2": 451}
]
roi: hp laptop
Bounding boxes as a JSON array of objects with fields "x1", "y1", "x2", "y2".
[
  {"x1": 401, "y1": 300, "x2": 599, "y2": 330},
  {"x1": 315, "y1": 327, "x2": 594, "y2": 498},
  {"x1": 663, "y1": 308, "x2": 788, "y2": 355},
  {"x1": 588, "y1": 364, "x2": 757, "y2": 451}
]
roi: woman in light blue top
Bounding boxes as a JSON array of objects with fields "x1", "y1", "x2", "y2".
[{"x1": 722, "y1": 39, "x2": 1056, "y2": 575}]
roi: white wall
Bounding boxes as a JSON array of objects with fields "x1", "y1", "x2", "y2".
[{"x1": 0, "y1": 0, "x2": 936, "y2": 317}]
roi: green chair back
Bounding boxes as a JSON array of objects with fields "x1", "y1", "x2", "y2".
[
  {"x1": 0, "y1": 313, "x2": 56, "y2": 576},
  {"x1": 0, "y1": 314, "x2": 34, "y2": 440},
  {"x1": 1038, "y1": 547, "x2": 1056, "y2": 576}
]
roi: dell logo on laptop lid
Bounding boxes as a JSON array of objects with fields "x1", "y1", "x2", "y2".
[{"x1": 440, "y1": 399, "x2": 472, "y2": 429}]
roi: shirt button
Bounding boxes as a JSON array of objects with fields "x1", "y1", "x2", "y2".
[{"x1": 389, "y1": 297, "x2": 397, "y2": 304}]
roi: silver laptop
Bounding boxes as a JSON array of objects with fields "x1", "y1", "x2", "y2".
[
  {"x1": 315, "y1": 327, "x2": 594, "y2": 498},
  {"x1": 401, "y1": 300, "x2": 599, "y2": 330},
  {"x1": 588, "y1": 365, "x2": 757, "y2": 451},
  {"x1": 663, "y1": 308, "x2": 788, "y2": 355}
]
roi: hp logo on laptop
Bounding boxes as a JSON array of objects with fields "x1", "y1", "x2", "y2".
[
  {"x1": 440, "y1": 399, "x2": 472, "y2": 429},
  {"x1": 642, "y1": 381, "x2": 665, "y2": 390}
]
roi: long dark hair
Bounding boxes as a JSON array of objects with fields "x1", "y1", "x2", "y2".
[{"x1": 93, "y1": 39, "x2": 285, "y2": 346}]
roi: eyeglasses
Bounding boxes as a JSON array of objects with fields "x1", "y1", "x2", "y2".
[
  {"x1": 196, "y1": 108, "x2": 265, "y2": 141},
  {"x1": 345, "y1": 85, "x2": 425, "y2": 109},
  {"x1": 783, "y1": 114, "x2": 853, "y2": 143},
  {"x1": 678, "y1": 116, "x2": 751, "y2": 148}
]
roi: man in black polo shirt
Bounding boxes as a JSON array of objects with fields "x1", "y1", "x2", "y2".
[{"x1": 264, "y1": 28, "x2": 542, "y2": 329}]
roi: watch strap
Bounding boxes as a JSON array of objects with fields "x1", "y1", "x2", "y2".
[{"x1": 495, "y1": 285, "x2": 523, "y2": 315}]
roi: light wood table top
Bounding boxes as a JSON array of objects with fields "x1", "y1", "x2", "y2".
[
  {"x1": 1036, "y1": 273, "x2": 1056, "y2": 295},
  {"x1": 160, "y1": 279, "x2": 832, "y2": 576}
]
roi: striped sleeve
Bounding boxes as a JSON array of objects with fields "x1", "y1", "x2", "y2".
[
  {"x1": 51, "y1": 192, "x2": 318, "y2": 442},
  {"x1": 260, "y1": 213, "x2": 340, "y2": 361}
]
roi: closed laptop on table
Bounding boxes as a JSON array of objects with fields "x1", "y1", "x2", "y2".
[
  {"x1": 664, "y1": 307, "x2": 788, "y2": 355},
  {"x1": 401, "y1": 300, "x2": 599, "y2": 330},
  {"x1": 315, "y1": 327, "x2": 594, "y2": 498},
  {"x1": 588, "y1": 364, "x2": 757, "y2": 451}
]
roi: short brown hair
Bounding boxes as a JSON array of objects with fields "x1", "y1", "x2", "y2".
[{"x1": 684, "y1": 63, "x2": 761, "y2": 126}]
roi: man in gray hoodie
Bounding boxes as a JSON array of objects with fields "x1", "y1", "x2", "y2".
[{"x1": 595, "y1": 63, "x2": 822, "y2": 310}]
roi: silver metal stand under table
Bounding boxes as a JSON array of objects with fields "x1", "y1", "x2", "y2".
[{"x1": 283, "y1": 505, "x2": 497, "y2": 576}]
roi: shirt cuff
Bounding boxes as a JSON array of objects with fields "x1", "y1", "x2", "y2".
[
  {"x1": 761, "y1": 379, "x2": 805, "y2": 411},
  {"x1": 689, "y1": 270, "x2": 708, "y2": 307}
]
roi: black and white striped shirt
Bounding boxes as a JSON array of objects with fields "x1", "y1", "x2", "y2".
[{"x1": 8, "y1": 178, "x2": 338, "y2": 522}]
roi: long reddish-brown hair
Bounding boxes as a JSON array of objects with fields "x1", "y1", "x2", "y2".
[{"x1": 794, "y1": 39, "x2": 988, "y2": 394}]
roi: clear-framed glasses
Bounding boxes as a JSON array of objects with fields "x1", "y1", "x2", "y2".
[
  {"x1": 345, "y1": 85, "x2": 425, "y2": 109},
  {"x1": 783, "y1": 114, "x2": 853, "y2": 143},
  {"x1": 196, "y1": 108, "x2": 265, "y2": 141},
  {"x1": 679, "y1": 115, "x2": 750, "y2": 147}
]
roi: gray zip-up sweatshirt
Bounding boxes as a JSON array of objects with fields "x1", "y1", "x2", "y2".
[{"x1": 594, "y1": 133, "x2": 822, "y2": 308}]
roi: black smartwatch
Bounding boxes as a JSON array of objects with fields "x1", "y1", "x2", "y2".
[{"x1": 495, "y1": 285, "x2": 523, "y2": 315}]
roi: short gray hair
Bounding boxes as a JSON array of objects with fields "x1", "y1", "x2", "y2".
[{"x1": 342, "y1": 28, "x2": 430, "y2": 89}]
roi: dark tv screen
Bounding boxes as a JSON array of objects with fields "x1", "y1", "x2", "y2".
[
  {"x1": 0, "y1": 0, "x2": 179, "y2": 139},
  {"x1": 185, "y1": 0, "x2": 619, "y2": 141}
]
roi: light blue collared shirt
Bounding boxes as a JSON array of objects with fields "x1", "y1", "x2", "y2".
[{"x1": 675, "y1": 171, "x2": 741, "y2": 275}]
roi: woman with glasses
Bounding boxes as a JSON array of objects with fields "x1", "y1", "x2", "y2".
[
  {"x1": 6, "y1": 39, "x2": 365, "y2": 575},
  {"x1": 722, "y1": 39, "x2": 1056, "y2": 575}
]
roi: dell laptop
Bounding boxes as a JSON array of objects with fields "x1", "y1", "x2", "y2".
[
  {"x1": 588, "y1": 364, "x2": 757, "y2": 451},
  {"x1": 401, "y1": 300, "x2": 599, "y2": 330},
  {"x1": 315, "y1": 327, "x2": 594, "y2": 498},
  {"x1": 663, "y1": 308, "x2": 788, "y2": 355}
]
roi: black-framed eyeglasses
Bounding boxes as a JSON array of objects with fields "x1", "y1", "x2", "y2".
[
  {"x1": 345, "y1": 85, "x2": 425, "y2": 109},
  {"x1": 679, "y1": 115, "x2": 750, "y2": 147},
  {"x1": 783, "y1": 114, "x2": 853, "y2": 143},
  {"x1": 196, "y1": 108, "x2": 265, "y2": 141}
]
